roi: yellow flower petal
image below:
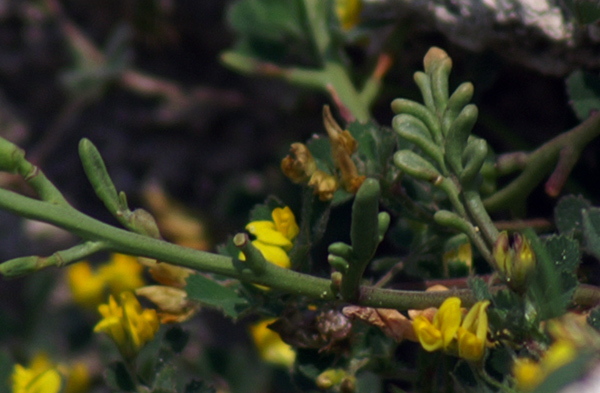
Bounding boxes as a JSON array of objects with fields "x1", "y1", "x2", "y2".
[
  {"x1": 272, "y1": 207, "x2": 299, "y2": 241},
  {"x1": 434, "y1": 297, "x2": 462, "y2": 349},
  {"x1": 457, "y1": 327, "x2": 484, "y2": 361},
  {"x1": 94, "y1": 292, "x2": 160, "y2": 359},
  {"x1": 250, "y1": 319, "x2": 296, "y2": 368},
  {"x1": 252, "y1": 241, "x2": 291, "y2": 269},
  {"x1": 11, "y1": 363, "x2": 62, "y2": 393},
  {"x1": 67, "y1": 262, "x2": 106, "y2": 309},
  {"x1": 246, "y1": 221, "x2": 293, "y2": 250},
  {"x1": 413, "y1": 315, "x2": 443, "y2": 352},
  {"x1": 99, "y1": 254, "x2": 145, "y2": 295}
]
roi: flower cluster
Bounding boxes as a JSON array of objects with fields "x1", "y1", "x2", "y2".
[
  {"x1": 242, "y1": 206, "x2": 299, "y2": 269},
  {"x1": 67, "y1": 253, "x2": 145, "y2": 309},
  {"x1": 413, "y1": 297, "x2": 490, "y2": 361},
  {"x1": 94, "y1": 291, "x2": 160, "y2": 359}
]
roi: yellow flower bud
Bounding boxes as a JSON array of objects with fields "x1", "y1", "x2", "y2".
[{"x1": 493, "y1": 231, "x2": 536, "y2": 291}]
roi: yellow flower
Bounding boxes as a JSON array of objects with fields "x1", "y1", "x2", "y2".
[
  {"x1": 99, "y1": 253, "x2": 145, "y2": 294},
  {"x1": 11, "y1": 353, "x2": 62, "y2": 393},
  {"x1": 94, "y1": 291, "x2": 160, "y2": 359},
  {"x1": 67, "y1": 262, "x2": 106, "y2": 309},
  {"x1": 413, "y1": 298, "x2": 490, "y2": 361},
  {"x1": 250, "y1": 318, "x2": 296, "y2": 368},
  {"x1": 335, "y1": 0, "x2": 363, "y2": 31},
  {"x1": 242, "y1": 207, "x2": 299, "y2": 267},
  {"x1": 413, "y1": 297, "x2": 462, "y2": 352},
  {"x1": 457, "y1": 300, "x2": 490, "y2": 361},
  {"x1": 513, "y1": 340, "x2": 577, "y2": 391},
  {"x1": 67, "y1": 253, "x2": 145, "y2": 309}
]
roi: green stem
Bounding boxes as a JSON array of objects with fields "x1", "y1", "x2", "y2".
[
  {"x1": 463, "y1": 189, "x2": 499, "y2": 248},
  {"x1": 1, "y1": 188, "x2": 598, "y2": 309},
  {"x1": 484, "y1": 113, "x2": 600, "y2": 212}
]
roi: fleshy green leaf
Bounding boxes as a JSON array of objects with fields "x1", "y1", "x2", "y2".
[
  {"x1": 582, "y1": 207, "x2": 600, "y2": 260},
  {"x1": 554, "y1": 194, "x2": 591, "y2": 238},
  {"x1": 566, "y1": 70, "x2": 600, "y2": 120},
  {"x1": 186, "y1": 274, "x2": 249, "y2": 319}
]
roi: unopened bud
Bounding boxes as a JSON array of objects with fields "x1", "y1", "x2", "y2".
[
  {"x1": 511, "y1": 233, "x2": 536, "y2": 288},
  {"x1": 493, "y1": 231, "x2": 512, "y2": 277},
  {"x1": 493, "y1": 231, "x2": 536, "y2": 292}
]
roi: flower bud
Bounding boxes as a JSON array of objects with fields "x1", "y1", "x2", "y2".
[
  {"x1": 316, "y1": 369, "x2": 347, "y2": 390},
  {"x1": 493, "y1": 231, "x2": 512, "y2": 278},
  {"x1": 511, "y1": 233, "x2": 536, "y2": 288},
  {"x1": 493, "y1": 231, "x2": 536, "y2": 292}
]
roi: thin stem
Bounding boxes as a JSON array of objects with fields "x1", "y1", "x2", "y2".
[{"x1": 484, "y1": 113, "x2": 600, "y2": 212}]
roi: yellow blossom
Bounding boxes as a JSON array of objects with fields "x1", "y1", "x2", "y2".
[
  {"x1": 67, "y1": 262, "x2": 106, "y2": 309},
  {"x1": 413, "y1": 297, "x2": 490, "y2": 361},
  {"x1": 241, "y1": 206, "x2": 298, "y2": 268},
  {"x1": 457, "y1": 300, "x2": 490, "y2": 361},
  {"x1": 250, "y1": 318, "x2": 296, "y2": 368},
  {"x1": 413, "y1": 297, "x2": 462, "y2": 352},
  {"x1": 99, "y1": 253, "x2": 145, "y2": 295},
  {"x1": 94, "y1": 291, "x2": 160, "y2": 359},
  {"x1": 335, "y1": 0, "x2": 363, "y2": 31},
  {"x1": 513, "y1": 339, "x2": 577, "y2": 391},
  {"x1": 67, "y1": 253, "x2": 145, "y2": 309},
  {"x1": 11, "y1": 353, "x2": 62, "y2": 393}
]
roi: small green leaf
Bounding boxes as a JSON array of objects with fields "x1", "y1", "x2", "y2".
[
  {"x1": 566, "y1": 70, "x2": 600, "y2": 120},
  {"x1": 248, "y1": 196, "x2": 284, "y2": 222},
  {"x1": 186, "y1": 274, "x2": 249, "y2": 319},
  {"x1": 527, "y1": 233, "x2": 580, "y2": 321},
  {"x1": 554, "y1": 194, "x2": 592, "y2": 237},
  {"x1": 582, "y1": 207, "x2": 600, "y2": 260},
  {"x1": 467, "y1": 276, "x2": 492, "y2": 301}
]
